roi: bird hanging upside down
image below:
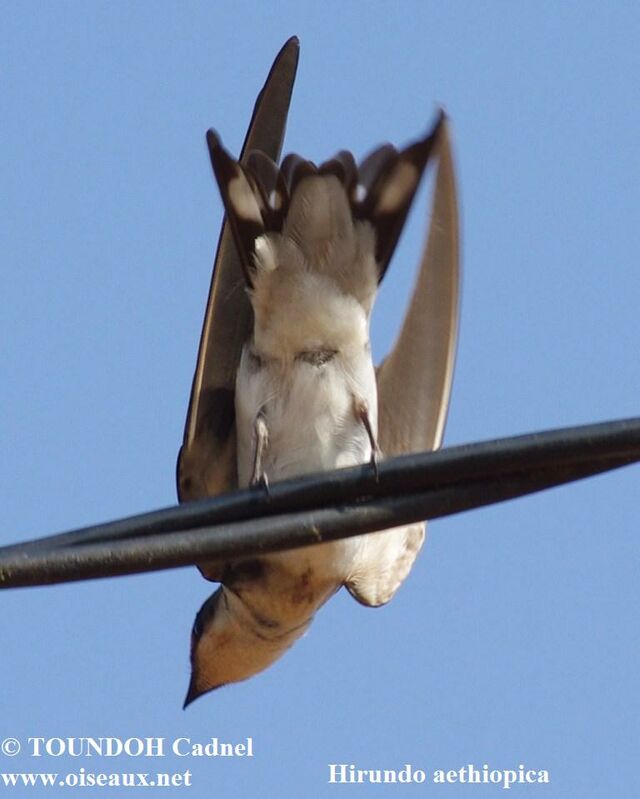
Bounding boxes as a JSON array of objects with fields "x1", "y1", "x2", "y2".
[{"x1": 183, "y1": 112, "x2": 449, "y2": 705}]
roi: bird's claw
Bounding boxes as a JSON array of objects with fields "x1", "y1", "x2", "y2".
[{"x1": 251, "y1": 471, "x2": 271, "y2": 498}]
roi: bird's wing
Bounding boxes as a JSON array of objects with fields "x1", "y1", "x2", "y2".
[
  {"x1": 176, "y1": 37, "x2": 299, "y2": 504},
  {"x1": 377, "y1": 119, "x2": 460, "y2": 456},
  {"x1": 346, "y1": 119, "x2": 460, "y2": 606}
]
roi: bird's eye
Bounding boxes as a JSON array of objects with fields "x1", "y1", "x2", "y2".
[{"x1": 296, "y1": 349, "x2": 338, "y2": 366}]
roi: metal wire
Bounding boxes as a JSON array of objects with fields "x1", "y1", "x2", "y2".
[{"x1": 0, "y1": 417, "x2": 638, "y2": 589}]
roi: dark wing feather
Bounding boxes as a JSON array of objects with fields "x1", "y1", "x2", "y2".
[
  {"x1": 206, "y1": 131, "x2": 268, "y2": 288},
  {"x1": 177, "y1": 37, "x2": 299, "y2": 505},
  {"x1": 357, "y1": 110, "x2": 444, "y2": 282},
  {"x1": 245, "y1": 149, "x2": 289, "y2": 226},
  {"x1": 357, "y1": 143, "x2": 397, "y2": 193},
  {"x1": 319, "y1": 149, "x2": 357, "y2": 194}
]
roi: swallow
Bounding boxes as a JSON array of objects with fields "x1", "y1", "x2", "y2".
[{"x1": 179, "y1": 39, "x2": 460, "y2": 705}]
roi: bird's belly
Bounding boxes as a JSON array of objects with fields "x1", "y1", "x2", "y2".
[
  {"x1": 264, "y1": 401, "x2": 367, "y2": 479},
  {"x1": 233, "y1": 354, "x2": 377, "y2": 626},
  {"x1": 236, "y1": 359, "x2": 376, "y2": 484}
]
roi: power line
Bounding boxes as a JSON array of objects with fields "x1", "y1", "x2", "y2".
[{"x1": 1, "y1": 417, "x2": 638, "y2": 589}]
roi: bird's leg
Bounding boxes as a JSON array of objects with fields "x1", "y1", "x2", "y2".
[
  {"x1": 250, "y1": 411, "x2": 270, "y2": 491},
  {"x1": 353, "y1": 396, "x2": 380, "y2": 481}
]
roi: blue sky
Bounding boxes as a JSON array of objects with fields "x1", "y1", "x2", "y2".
[{"x1": 1, "y1": 2, "x2": 639, "y2": 796}]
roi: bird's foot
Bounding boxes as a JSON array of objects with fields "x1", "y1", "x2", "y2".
[
  {"x1": 250, "y1": 412, "x2": 269, "y2": 490},
  {"x1": 353, "y1": 396, "x2": 381, "y2": 482},
  {"x1": 251, "y1": 471, "x2": 271, "y2": 498}
]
